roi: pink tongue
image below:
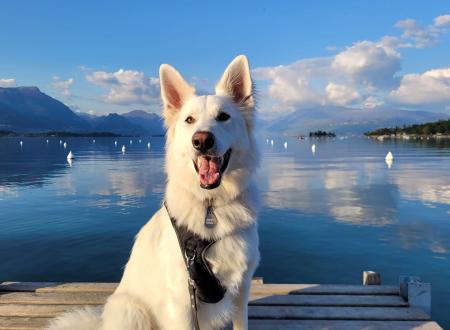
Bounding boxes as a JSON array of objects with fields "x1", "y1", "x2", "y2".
[{"x1": 199, "y1": 157, "x2": 221, "y2": 186}]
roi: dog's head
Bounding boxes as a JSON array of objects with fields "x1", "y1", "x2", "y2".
[{"x1": 160, "y1": 55, "x2": 258, "y2": 201}]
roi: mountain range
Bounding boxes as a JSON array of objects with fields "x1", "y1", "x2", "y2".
[
  {"x1": 262, "y1": 106, "x2": 449, "y2": 135},
  {"x1": 77, "y1": 110, "x2": 165, "y2": 136},
  {"x1": 0, "y1": 87, "x2": 165, "y2": 136},
  {"x1": 1, "y1": 86, "x2": 448, "y2": 136},
  {"x1": 0, "y1": 87, "x2": 87, "y2": 132}
]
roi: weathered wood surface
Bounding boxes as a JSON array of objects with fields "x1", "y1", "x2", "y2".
[
  {"x1": 0, "y1": 282, "x2": 443, "y2": 330},
  {"x1": 0, "y1": 282, "x2": 117, "y2": 293},
  {"x1": 251, "y1": 284, "x2": 399, "y2": 296},
  {"x1": 249, "y1": 320, "x2": 443, "y2": 330},
  {"x1": 0, "y1": 292, "x2": 408, "y2": 307},
  {"x1": 1, "y1": 282, "x2": 399, "y2": 295},
  {"x1": 1, "y1": 304, "x2": 429, "y2": 320},
  {"x1": 0, "y1": 317, "x2": 440, "y2": 330},
  {"x1": 248, "y1": 306, "x2": 430, "y2": 321},
  {"x1": 250, "y1": 294, "x2": 409, "y2": 307}
]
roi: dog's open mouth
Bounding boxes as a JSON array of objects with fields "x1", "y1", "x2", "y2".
[{"x1": 193, "y1": 149, "x2": 231, "y2": 189}]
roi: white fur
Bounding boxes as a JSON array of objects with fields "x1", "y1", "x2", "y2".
[{"x1": 47, "y1": 55, "x2": 259, "y2": 330}]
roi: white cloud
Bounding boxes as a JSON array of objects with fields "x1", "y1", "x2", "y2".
[
  {"x1": 331, "y1": 40, "x2": 400, "y2": 90},
  {"x1": 254, "y1": 41, "x2": 400, "y2": 110},
  {"x1": 434, "y1": 15, "x2": 450, "y2": 27},
  {"x1": 253, "y1": 58, "x2": 330, "y2": 107},
  {"x1": 325, "y1": 83, "x2": 360, "y2": 106},
  {"x1": 253, "y1": 13, "x2": 450, "y2": 114},
  {"x1": 393, "y1": 15, "x2": 450, "y2": 48},
  {"x1": 390, "y1": 68, "x2": 450, "y2": 105},
  {"x1": 363, "y1": 96, "x2": 384, "y2": 109},
  {"x1": 0, "y1": 78, "x2": 16, "y2": 87},
  {"x1": 86, "y1": 69, "x2": 160, "y2": 105},
  {"x1": 51, "y1": 77, "x2": 74, "y2": 97},
  {"x1": 394, "y1": 18, "x2": 440, "y2": 48},
  {"x1": 77, "y1": 65, "x2": 93, "y2": 72}
]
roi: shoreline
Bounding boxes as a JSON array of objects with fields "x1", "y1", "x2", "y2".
[{"x1": 366, "y1": 133, "x2": 450, "y2": 141}]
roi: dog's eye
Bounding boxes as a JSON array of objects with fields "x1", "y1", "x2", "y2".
[
  {"x1": 216, "y1": 112, "x2": 230, "y2": 122},
  {"x1": 185, "y1": 116, "x2": 196, "y2": 124}
]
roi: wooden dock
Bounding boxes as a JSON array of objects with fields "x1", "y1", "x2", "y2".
[{"x1": 0, "y1": 275, "x2": 442, "y2": 329}]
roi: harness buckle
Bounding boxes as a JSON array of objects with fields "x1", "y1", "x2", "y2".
[{"x1": 185, "y1": 249, "x2": 196, "y2": 261}]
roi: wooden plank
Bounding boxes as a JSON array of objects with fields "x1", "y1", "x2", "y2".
[
  {"x1": 251, "y1": 284, "x2": 399, "y2": 296},
  {"x1": 249, "y1": 294, "x2": 408, "y2": 307},
  {"x1": 0, "y1": 282, "x2": 398, "y2": 296},
  {"x1": 0, "y1": 292, "x2": 109, "y2": 305},
  {"x1": 0, "y1": 282, "x2": 117, "y2": 293},
  {"x1": 0, "y1": 317, "x2": 51, "y2": 330},
  {"x1": 0, "y1": 283, "x2": 58, "y2": 293},
  {"x1": 0, "y1": 304, "x2": 430, "y2": 321},
  {"x1": 0, "y1": 318, "x2": 442, "y2": 330},
  {"x1": 0, "y1": 304, "x2": 93, "y2": 317},
  {"x1": 248, "y1": 306, "x2": 430, "y2": 321},
  {"x1": 249, "y1": 319, "x2": 443, "y2": 330},
  {"x1": 0, "y1": 318, "x2": 443, "y2": 330},
  {"x1": 0, "y1": 280, "x2": 266, "y2": 293},
  {"x1": 0, "y1": 291, "x2": 406, "y2": 307}
]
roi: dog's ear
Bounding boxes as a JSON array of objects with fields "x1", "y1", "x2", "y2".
[
  {"x1": 215, "y1": 55, "x2": 254, "y2": 110},
  {"x1": 159, "y1": 64, "x2": 195, "y2": 127}
]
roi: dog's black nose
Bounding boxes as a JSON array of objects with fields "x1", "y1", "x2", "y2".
[{"x1": 192, "y1": 131, "x2": 215, "y2": 153}]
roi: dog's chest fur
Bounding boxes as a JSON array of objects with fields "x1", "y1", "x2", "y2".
[{"x1": 114, "y1": 187, "x2": 259, "y2": 329}]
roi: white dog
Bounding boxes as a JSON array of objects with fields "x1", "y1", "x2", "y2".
[{"x1": 48, "y1": 55, "x2": 260, "y2": 330}]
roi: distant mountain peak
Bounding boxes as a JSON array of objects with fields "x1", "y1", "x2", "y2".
[
  {"x1": 0, "y1": 86, "x2": 88, "y2": 132},
  {"x1": 17, "y1": 86, "x2": 41, "y2": 92},
  {"x1": 0, "y1": 86, "x2": 41, "y2": 94},
  {"x1": 125, "y1": 110, "x2": 149, "y2": 115},
  {"x1": 122, "y1": 110, "x2": 161, "y2": 119},
  {"x1": 0, "y1": 86, "x2": 165, "y2": 135}
]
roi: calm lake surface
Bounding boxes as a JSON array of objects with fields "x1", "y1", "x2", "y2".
[{"x1": 1, "y1": 136, "x2": 450, "y2": 327}]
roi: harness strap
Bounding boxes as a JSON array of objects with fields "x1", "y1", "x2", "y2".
[
  {"x1": 164, "y1": 201, "x2": 226, "y2": 330},
  {"x1": 186, "y1": 250, "x2": 200, "y2": 330}
]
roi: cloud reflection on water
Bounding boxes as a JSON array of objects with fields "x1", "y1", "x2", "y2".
[
  {"x1": 394, "y1": 167, "x2": 450, "y2": 205},
  {"x1": 260, "y1": 155, "x2": 397, "y2": 226}
]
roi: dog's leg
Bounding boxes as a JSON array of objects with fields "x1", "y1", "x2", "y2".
[
  {"x1": 101, "y1": 293, "x2": 154, "y2": 330},
  {"x1": 231, "y1": 277, "x2": 252, "y2": 330}
]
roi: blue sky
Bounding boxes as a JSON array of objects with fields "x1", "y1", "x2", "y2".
[{"x1": 1, "y1": 0, "x2": 449, "y2": 116}]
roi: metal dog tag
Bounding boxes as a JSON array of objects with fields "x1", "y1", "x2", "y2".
[{"x1": 205, "y1": 206, "x2": 217, "y2": 228}]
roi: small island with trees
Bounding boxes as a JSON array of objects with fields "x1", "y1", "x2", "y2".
[
  {"x1": 365, "y1": 119, "x2": 450, "y2": 140},
  {"x1": 309, "y1": 130, "x2": 336, "y2": 138}
]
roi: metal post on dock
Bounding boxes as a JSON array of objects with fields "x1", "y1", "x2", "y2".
[{"x1": 363, "y1": 271, "x2": 381, "y2": 285}]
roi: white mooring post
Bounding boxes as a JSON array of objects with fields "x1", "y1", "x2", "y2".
[
  {"x1": 363, "y1": 271, "x2": 381, "y2": 285},
  {"x1": 399, "y1": 275, "x2": 431, "y2": 315}
]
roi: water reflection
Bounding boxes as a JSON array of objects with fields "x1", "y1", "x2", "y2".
[
  {"x1": 261, "y1": 155, "x2": 398, "y2": 225},
  {"x1": 397, "y1": 222, "x2": 449, "y2": 255},
  {"x1": 1, "y1": 136, "x2": 450, "y2": 327},
  {"x1": 0, "y1": 185, "x2": 19, "y2": 200},
  {"x1": 0, "y1": 138, "x2": 70, "y2": 188},
  {"x1": 385, "y1": 158, "x2": 393, "y2": 168},
  {"x1": 394, "y1": 168, "x2": 450, "y2": 205}
]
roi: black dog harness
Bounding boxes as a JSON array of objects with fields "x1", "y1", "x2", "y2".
[{"x1": 164, "y1": 202, "x2": 226, "y2": 330}]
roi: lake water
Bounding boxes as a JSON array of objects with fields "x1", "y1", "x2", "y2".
[{"x1": 1, "y1": 136, "x2": 450, "y2": 327}]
